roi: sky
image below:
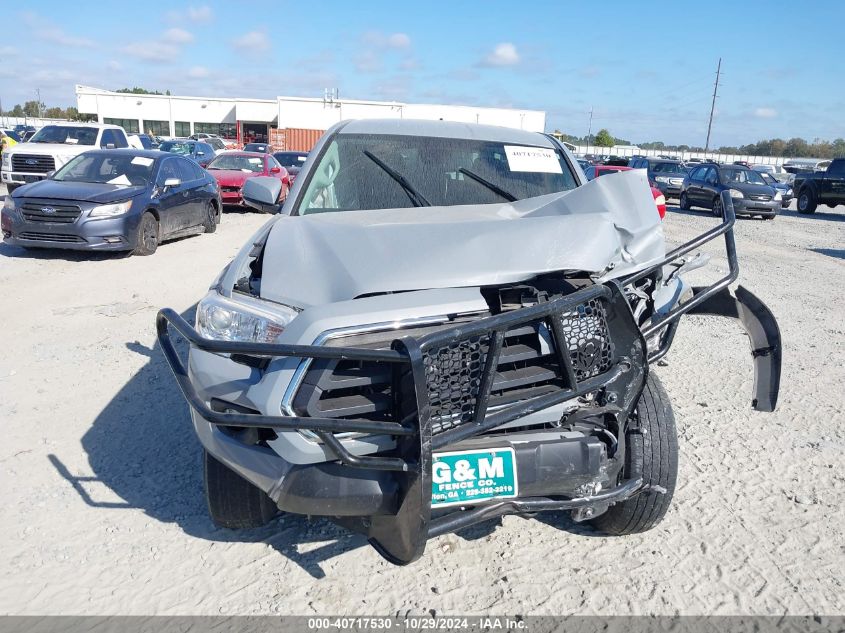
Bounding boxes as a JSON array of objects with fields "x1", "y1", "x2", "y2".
[{"x1": 0, "y1": 0, "x2": 842, "y2": 148}]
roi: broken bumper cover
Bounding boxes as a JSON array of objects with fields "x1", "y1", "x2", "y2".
[{"x1": 156, "y1": 191, "x2": 782, "y2": 564}]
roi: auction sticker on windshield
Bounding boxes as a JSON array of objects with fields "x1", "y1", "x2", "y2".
[
  {"x1": 432, "y1": 448, "x2": 518, "y2": 508},
  {"x1": 504, "y1": 145, "x2": 563, "y2": 174}
]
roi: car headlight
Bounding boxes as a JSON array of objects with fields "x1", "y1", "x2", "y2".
[
  {"x1": 197, "y1": 292, "x2": 299, "y2": 344},
  {"x1": 654, "y1": 176, "x2": 669, "y2": 183},
  {"x1": 786, "y1": 188, "x2": 793, "y2": 196},
  {"x1": 729, "y1": 189, "x2": 744, "y2": 199},
  {"x1": 774, "y1": 191, "x2": 783, "y2": 201},
  {"x1": 89, "y1": 200, "x2": 133, "y2": 218},
  {"x1": 1, "y1": 153, "x2": 10, "y2": 168}
]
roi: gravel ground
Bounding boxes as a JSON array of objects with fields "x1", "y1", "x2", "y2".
[{"x1": 1, "y1": 185, "x2": 843, "y2": 615}]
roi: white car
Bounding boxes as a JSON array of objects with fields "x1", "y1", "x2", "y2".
[{"x1": 1, "y1": 122, "x2": 129, "y2": 191}]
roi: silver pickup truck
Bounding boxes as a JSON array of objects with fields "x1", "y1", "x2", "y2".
[{"x1": 157, "y1": 119, "x2": 781, "y2": 565}]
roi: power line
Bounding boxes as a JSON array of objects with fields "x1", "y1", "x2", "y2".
[{"x1": 704, "y1": 58, "x2": 721, "y2": 152}]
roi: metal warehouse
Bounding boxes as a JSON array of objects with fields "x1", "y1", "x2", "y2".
[{"x1": 75, "y1": 85, "x2": 546, "y2": 150}]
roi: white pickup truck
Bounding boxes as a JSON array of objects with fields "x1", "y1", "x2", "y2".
[{"x1": 1, "y1": 122, "x2": 130, "y2": 191}]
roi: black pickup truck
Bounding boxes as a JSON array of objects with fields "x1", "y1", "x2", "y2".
[{"x1": 793, "y1": 158, "x2": 845, "y2": 213}]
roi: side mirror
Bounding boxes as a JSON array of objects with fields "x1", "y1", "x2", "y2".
[
  {"x1": 242, "y1": 176, "x2": 284, "y2": 214},
  {"x1": 163, "y1": 177, "x2": 181, "y2": 187},
  {"x1": 269, "y1": 166, "x2": 281, "y2": 174}
]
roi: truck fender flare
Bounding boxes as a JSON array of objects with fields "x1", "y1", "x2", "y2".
[{"x1": 688, "y1": 285, "x2": 781, "y2": 412}]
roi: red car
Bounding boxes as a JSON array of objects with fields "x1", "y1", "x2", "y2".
[
  {"x1": 206, "y1": 152, "x2": 290, "y2": 207},
  {"x1": 584, "y1": 165, "x2": 666, "y2": 219}
]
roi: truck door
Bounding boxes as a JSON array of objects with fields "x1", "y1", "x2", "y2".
[{"x1": 821, "y1": 159, "x2": 845, "y2": 203}]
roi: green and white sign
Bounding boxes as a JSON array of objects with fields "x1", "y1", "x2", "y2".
[{"x1": 431, "y1": 447, "x2": 518, "y2": 508}]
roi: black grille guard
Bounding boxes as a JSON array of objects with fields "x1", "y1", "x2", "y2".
[{"x1": 156, "y1": 190, "x2": 782, "y2": 564}]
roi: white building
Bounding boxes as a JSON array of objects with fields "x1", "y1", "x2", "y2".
[{"x1": 75, "y1": 85, "x2": 546, "y2": 150}]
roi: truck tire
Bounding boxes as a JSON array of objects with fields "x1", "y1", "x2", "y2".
[
  {"x1": 590, "y1": 373, "x2": 678, "y2": 535},
  {"x1": 132, "y1": 212, "x2": 159, "y2": 256},
  {"x1": 204, "y1": 449, "x2": 279, "y2": 529},
  {"x1": 797, "y1": 189, "x2": 818, "y2": 214}
]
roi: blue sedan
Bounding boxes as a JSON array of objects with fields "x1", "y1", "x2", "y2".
[{"x1": 1, "y1": 149, "x2": 222, "y2": 256}]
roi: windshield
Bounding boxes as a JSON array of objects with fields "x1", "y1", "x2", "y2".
[
  {"x1": 274, "y1": 152, "x2": 308, "y2": 167},
  {"x1": 207, "y1": 154, "x2": 265, "y2": 172},
  {"x1": 296, "y1": 134, "x2": 578, "y2": 214},
  {"x1": 159, "y1": 141, "x2": 194, "y2": 155},
  {"x1": 29, "y1": 125, "x2": 99, "y2": 146},
  {"x1": 53, "y1": 153, "x2": 154, "y2": 186},
  {"x1": 651, "y1": 162, "x2": 687, "y2": 175},
  {"x1": 720, "y1": 168, "x2": 766, "y2": 185}
]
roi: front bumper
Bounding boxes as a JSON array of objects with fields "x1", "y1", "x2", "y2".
[
  {"x1": 1, "y1": 170, "x2": 47, "y2": 185},
  {"x1": 732, "y1": 197, "x2": 780, "y2": 216},
  {"x1": 2, "y1": 208, "x2": 140, "y2": 251},
  {"x1": 157, "y1": 191, "x2": 782, "y2": 564},
  {"x1": 220, "y1": 189, "x2": 244, "y2": 205}
]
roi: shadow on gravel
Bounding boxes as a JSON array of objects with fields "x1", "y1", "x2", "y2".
[
  {"x1": 0, "y1": 241, "x2": 123, "y2": 261},
  {"x1": 779, "y1": 208, "x2": 844, "y2": 222},
  {"x1": 810, "y1": 248, "x2": 845, "y2": 260},
  {"x1": 49, "y1": 305, "x2": 366, "y2": 579}
]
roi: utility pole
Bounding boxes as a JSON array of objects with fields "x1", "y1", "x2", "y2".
[
  {"x1": 705, "y1": 58, "x2": 721, "y2": 153},
  {"x1": 36, "y1": 88, "x2": 43, "y2": 119},
  {"x1": 587, "y1": 106, "x2": 594, "y2": 148}
]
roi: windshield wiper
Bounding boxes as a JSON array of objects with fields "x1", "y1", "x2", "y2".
[
  {"x1": 458, "y1": 167, "x2": 517, "y2": 202},
  {"x1": 363, "y1": 150, "x2": 430, "y2": 207}
]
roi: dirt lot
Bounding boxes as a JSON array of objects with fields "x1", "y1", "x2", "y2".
[{"x1": 1, "y1": 185, "x2": 843, "y2": 616}]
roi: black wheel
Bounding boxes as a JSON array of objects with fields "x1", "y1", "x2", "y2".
[
  {"x1": 590, "y1": 373, "x2": 678, "y2": 535},
  {"x1": 204, "y1": 449, "x2": 278, "y2": 529},
  {"x1": 132, "y1": 212, "x2": 159, "y2": 256},
  {"x1": 711, "y1": 196, "x2": 723, "y2": 217},
  {"x1": 679, "y1": 192, "x2": 691, "y2": 210},
  {"x1": 203, "y1": 200, "x2": 219, "y2": 234},
  {"x1": 797, "y1": 189, "x2": 817, "y2": 214}
]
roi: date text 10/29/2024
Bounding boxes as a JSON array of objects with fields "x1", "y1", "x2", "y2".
[{"x1": 307, "y1": 617, "x2": 527, "y2": 630}]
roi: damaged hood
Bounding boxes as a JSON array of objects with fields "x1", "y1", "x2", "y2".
[{"x1": 260, "y1": 170, "x2": 665, "y2": 307}]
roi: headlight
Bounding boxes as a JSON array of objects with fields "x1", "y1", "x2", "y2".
[
  {"x1": 90, "y1": 200, "x2": 133, "y2": 217},
  {"x1": 197, "y1": 292, "x2": 299, "y2": 344},
  {"x1": 774, "y1": 191, "x2": 783, "y2": 201},
  {"x1": 729, "y1": 189, "x2": 744, "y2": 199},
  {"x1": 786, "y1": 188, "x2": 793, "y2": 196},
  {"x1": 654, "y1": 176, "x2": 669, "y2": 183},
  {"x1": 1, "y1": 153, "x2": 9, "y2": 168}
]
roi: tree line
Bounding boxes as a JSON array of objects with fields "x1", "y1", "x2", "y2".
[
  {"x1": 1, "y1": 100, "x2": 92, "y2": 121},
  {"x1": 1, "y1": 88, "x2": 168, "y2": 122},
  {"x1": 556, "y1": 128, "x2": 845, "y2": 158}
]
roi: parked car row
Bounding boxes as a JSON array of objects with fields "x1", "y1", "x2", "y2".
[{"x1": 1, "y1": 121, "x2": 303, "y2": 255}]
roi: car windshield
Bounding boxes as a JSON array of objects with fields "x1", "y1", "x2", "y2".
[
  {"x1": 651, "y1": 162, "x2": 687, "y2": 175},
  {"x1": 53, "y1": 153, "x2": 154, "y2": 186},
  {"x1": 207, "y1": 154, "x2": 265, "y2": 172},
  {"x1": 296, "y1": 134, "x2": 578, "y2": 214},
  {"x1": 28, "y1": 125, "x2": 99, "y2": 146},
  {"x1": 159, "y1": 141, "x2": 194, "y2": 155},
  {"x1": 720, "y1": 168, "x2": 766, "y2": 185},
  {"x1": 274, "y1": 152, "x2": 308, "y2": 167}
]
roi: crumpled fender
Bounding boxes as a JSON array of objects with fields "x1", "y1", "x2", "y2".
[{"x1": 688, "y1": 285, "x2": 781, "y2": 412}]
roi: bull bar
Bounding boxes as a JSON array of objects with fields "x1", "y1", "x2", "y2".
[{"x1": 156, "y1": 190, "x2": 781, "y2": 564}]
